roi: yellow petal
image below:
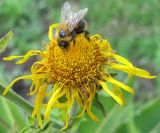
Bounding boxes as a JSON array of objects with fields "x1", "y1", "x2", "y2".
[
  {"x1": 16, "y1": 50, "x2": 42, "y2": 64},
  {"x1": 32, "y1": 85, "x2": 47, "y2": 117},
  {"x1": 109, "y1": 63, "x2": 133, "y2": 78},
  {"x1": 33, "y1": 86, "x2": 47, "y2": 128},
  {"x1": 132, "y1": 67, "x2": 157, "y2": 79},
  {"x1": 61, "y1": 96, "x2": 74, "y2": 130},
  {"x1": 104, "y1": 76, "x2": 135, "y2": 95},
  {"x1": 87, "y1": 109, "x2": 99, "y2": 122},
  {"x1": 112, "y1": 85, "x2": 126, "y2": 105},
  {"x1": 28, "y1": 80, "x2": 40, "y2": 96},
  {"x1": 109, "y1": 63, "x2": 130, "y2": 71},
  {"x1": 60, "y1": 113, "x2": 69, "y2": 131},
  {"x1": 86, "y1": 92, "x2": 100, "y2": 121},
  {"x1": 113, "y1": 54, "x2": 133, "y2": 67},
  {"x1": 28, "y1": 82, "x2": 34, "y2": 95},
  {"x1": 52, "y1": 103, "x2": 68, "y2": 108},
  {"x1": 75, "y1": 91, "x2": 83, "y2": 107},
  {"x1": 90, "y1": 34, "x2": 102, "y2": 40},
  {"x1": 74, "y1": 109, "x2": 85, "y2": 119},
  {"x1": 3, "y1": 50, "x2": 42, "y2": 64},
  {"x1": 109, "y1": 63, "x2": 156, "y2": 79},
  {"x1": 44, "y1": 88, "x2": 61, "y2": 120},
  {"x1": 98, "y1": 80, "x2": 124, "y2": 106},
  {"x1": 3, "y1": 55, "x2": 24, "y2": 61},
  {"x1": 74, "y1": 90, "x2": 93, "y2": 119},
  {"x1": 48, "y1": 23, "x2": 59, "y2": 41},
  {"x1": 44, "y1": 84, "x2": 65, "y2": 120},
  {"x1": 3, "y1": 75, "x2": 32, "y2": 95},
  {"x1": 42, "y1": 103, "x2": 67, "y2": 108},
  {"x1": 37, "y1": 111, "x2": 43, "y2": 128}
]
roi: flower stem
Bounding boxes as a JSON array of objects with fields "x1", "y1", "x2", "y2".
[
  {"x1": 0, "y1": 84, "x2": 34, "y2": 114},
  {"x1": 0, "y1": 83, "x2": 63, "y2": 129},
  {"x1": 0, "y1": 117, "x2": 10, "y2": 129},
  {"x1": 1, "y1": 97, "x2": 15, "y2": 126}
]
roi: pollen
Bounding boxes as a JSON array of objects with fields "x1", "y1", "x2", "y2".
[
  {"x1": 3, "y1": 24, "x2": 156, "y2": 130},
  {"x1": 46, "y1": 35, "x2": 103, "y2": 87}
]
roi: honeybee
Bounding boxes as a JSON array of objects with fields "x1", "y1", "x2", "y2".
[{"x1": 52, "y1": 2, "x2": 89, "y2": 49}]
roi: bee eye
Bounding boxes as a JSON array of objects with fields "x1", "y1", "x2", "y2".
[{"x1": 59, "y1": 30, "x2": 66, "y2": 38}]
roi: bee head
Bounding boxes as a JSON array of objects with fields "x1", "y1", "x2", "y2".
[
  {"x1": 59, "y1": 30, "x2": 66, "y2": 38},
  {"x1": 58, "y1": 40, "x2": 69, "y2": 49}
]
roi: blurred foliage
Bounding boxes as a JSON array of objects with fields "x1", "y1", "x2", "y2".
[
  {"x1": 0, "y1": 0, "x2": 159, "y2": 133},
  {"x1": 0, "y1": 30, "x2": 13, "y2": 53}
]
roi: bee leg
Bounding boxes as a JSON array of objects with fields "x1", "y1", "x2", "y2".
[
  {"x1": 48, "y1": 23, "x2": 59, "y2": 41},
  {"x1": 84, "y1": 31, "x2": 90, "y2": 41},
  {"x1": 71, "y1": 31, "x2": 77, "y2": 45}
]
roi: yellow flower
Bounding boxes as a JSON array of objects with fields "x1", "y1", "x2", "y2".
[{"x1": 3, "y1": 23, "x2": 156, "y2": 130}]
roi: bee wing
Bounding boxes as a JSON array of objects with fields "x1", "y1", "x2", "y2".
[
  {"x1": 67, "y1": 8, "x2": 88, "y2": 31},
  {"x1": 61, "y1": 2, "x2": 73, "y2": 23}
]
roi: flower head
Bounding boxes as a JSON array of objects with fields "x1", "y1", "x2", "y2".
[{"x1": 3, "y1": 23, "x2": 156, "y2": 130}]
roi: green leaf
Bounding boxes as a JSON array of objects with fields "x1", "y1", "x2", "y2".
[
  {"x1": 18, "y1": 124, "x2": 33, "y2": 133},
  {"x1": 28, "y1": 116, "x2": 36, "y2": 125},
  {"x1": 134, "y1": 97, "x2": 160, "y2": 133},
  {"x1": 126, "y1": 98, "x2": 141, "y2": 133},
  {"x1": 19, "y1": 122, "x2": 55, "y2": 133},
  {"x1": 0, "y1": 97, "x2": 15, "y2": 126},
  {"x1": 115, "y1": 97, "x2": 160, "y2": 133},
  {"x1": 93, "y1": 93, "x2": 106, "y2": 117},
  {"x1": 0, "y1": 30, "x2": 13, "y2": 53},
  {"x1": 0, "y1": 117, "x2": 10, "y2": 133},
  {"x1": 0, "y1": 97, "x2": 10, "y2": 132},
  {"x1": 0, "y1": 83, "x2": 34, "y2": 115},
  {"x1": 149, "y1": 122, "x2": 160, "y2": 133},
  {"x1": 7, "y1": 100, "x2": 26, "y2": 129},
  {"x1": 95, "y1": 105, "x2": 131, "y2": 133},
  {"x1": 0, "y1": 96, "x2": 26, "y2": 132}
]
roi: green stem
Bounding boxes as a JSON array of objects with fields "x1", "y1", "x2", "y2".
[
  {"x1": 0, "y1": 84, "x2": 34, "y2": 114},
  {"x1": 0, "y1": 117, "x2": 10, "y2": 129},
  {"x1": 0, "y1": 84, "x2": 63, "y2": 129},
  {"x1": 18, "y1": 124, "x2": 32, "y2": 133},
  {"x1": 1, "y1": 97, "x2": 15, "y2": 126}
]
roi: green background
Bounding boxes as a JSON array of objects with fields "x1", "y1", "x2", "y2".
[{"x1": 0, "y1": 0, "x2": 159, "y2": 132}]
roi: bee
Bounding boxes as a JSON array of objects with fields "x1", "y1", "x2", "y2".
[{"x1": 51, "y1": 2, "x2": 89, "y2": 49}]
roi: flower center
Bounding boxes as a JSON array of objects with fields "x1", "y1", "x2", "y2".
[{"x1": 46, "y1": 35, "x2": 103, "y2": 87}]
